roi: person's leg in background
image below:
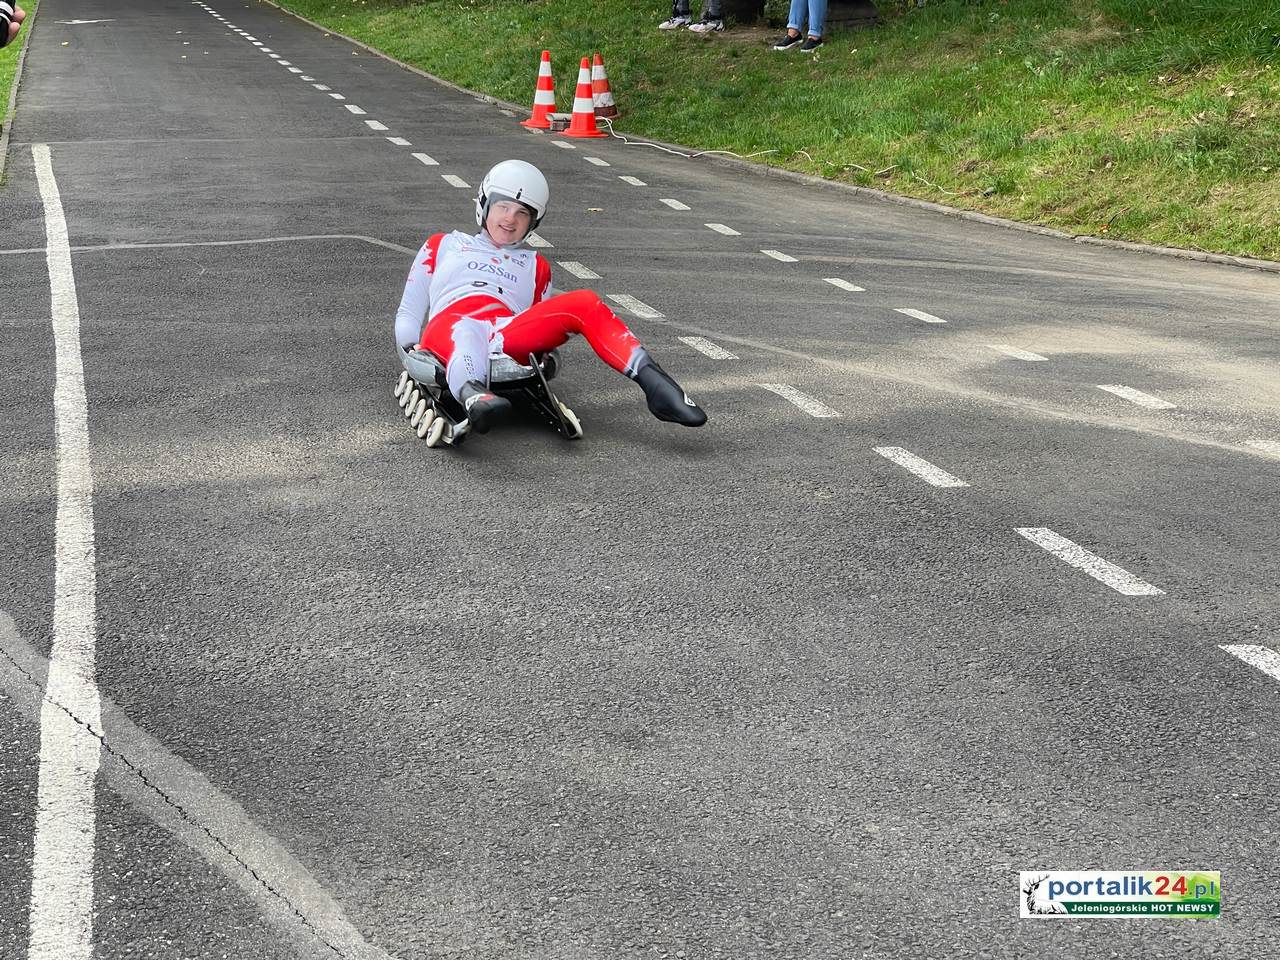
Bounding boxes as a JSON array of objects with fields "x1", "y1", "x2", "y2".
[
  {"x1": 801, "y1": 0, "x2": 827, "y2": 47},
  {"x1": 660, "y1": 0, "x2": 692, "y2": 29},
  {"x1": 689, "y1": 0, "x2": 724, "y2": 32},
  {"x1": 773, "y1": 0, "x2": 807, "y2": 48}
]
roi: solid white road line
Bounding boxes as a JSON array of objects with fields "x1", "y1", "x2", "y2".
[
  {"x1": 679, "y1": 336, "x2": 738, "y2": 360},
  {"x1": 874, "y1": 447, "x2": 970, "y2": 488},
  {"x1": 557, "y1": 261, "x2": 600, "y2": 280},
  {"x1": 659, "y1": 198, "x2": 690, "y2": 210},
  {"x1": 1014, "y1": 527, "x2": 1164, "y2": 596},
  {"x1": 364, "y1": 120, "x2": 388, "y2": 131},
  {"x1": 411, "y1": 152, "x2": 437, "y2": 166},
  {"x1": 387, "y1": 136, "x2": 411, "y2": 146},
  {"x1": 989, "y1": 344, "x2": 1049, "y2": 361},
  {"x1": 525, "y1": 231, "x2": 551, "y2": 248},
  {"x1": 1219, "y1": 645, "x2": 1280, "y2": 683},
  {"x1": 1248, "y1": 440, "x2": 1280, "y2": 456},
  {"x1": 606, "y1": 294, "x2": 664, "y2": 320},
  {"x1": 551, "y1": 141, "x2": 576, "y2": 149},
  {"x1": 896, "y1": 307, "x2": 947, "y2": 324},
  {"x1": 584, "y1": 156, "x2": 610, "y2": 166},
  {"x1": 1097, "y1": 384, "x2": 1176, "y2": 409},
  {"x1": 823, "y1": 277, "x2": 865, "y2": 292},
  {"x1": 761, "y1": 249, "x2": 797, "y2": 262},
  {"x1": 29, "y1": 143, "x2": 103, "y2": 960},
  {"x1": 759, "y1": 384, "x2": 840, "y2": 418},
  {"x1": 705, "y1": 223, "x2": 741, "y2": 236},
  {"x1": 618, "y1": 175, "x2": 646, "y2": 186},
  {"x1": 441, "y1": 174, "x2": 470, "y2": 188},
  {"x1": 344, "y1": 104, "x2": 366, "y2": 115}
]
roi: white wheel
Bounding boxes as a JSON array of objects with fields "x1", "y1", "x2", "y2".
[
  {"x1": 425, "y1": 417, "x2": 447, "y2": 447},
  {"x1": 415, "y1": 406, "x2": 436, "y2": 439},
  {"x1": 558, "y1": 400, "x2": 583, "y2": 439},
  {"x1": 398, "y1": 385, "x2": 413, "y2": 410},
  {"x1": 403, "y1": 387, "x2": 420, "y2": 417},
  {"x1": 393, "y1": 371, "x2": 410, "y2": 399},
  {"x1": 410, "y1": 397, "x2": 429, "y2": 428}
]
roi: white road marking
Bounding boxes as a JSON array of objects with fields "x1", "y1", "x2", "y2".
[
  {"x1": 1097, "y1": 384, "x2": 1176, "y2": 410},
  {"x1": 267, "y1": 53, "x2": 280, "y2": 59},
  {"x1": 705, "y1": 223, "x2": 741, "y2": 236},
  {"x1": 344, "y1": 104, "x2": 367, "y2": 115},
  {"x1": 277, "y1": 60, "x2": 292, "y2": 66},
  {"x1": 1219, "y1": 645, "x2": 1280, "y2": 683},
  {"x1": 607, "y1": 294, "x2": 664, "y2": 320},
  {"x1": 411, "y1": 152, "x2": 438, "y2": 166},
  {"x1": 328, "y1": 92, "x2": 346, "y2": 100},
  {"x1": 551, "y1": 141, "x2": 576, "y2": 150},
  {"x1": 761, "y1": 249, "x2": 797, "y2": 262},
  {"x1": 557, "y1": 261, "x2": 600, "y2": 280},
  {"x1": 244, "y1": 34, "x2": 256, "y2": 39},
  {"x1": 441, "y1": 174, "x2": 470, "y2": 188},
  {"x1": 29, "y1": 143, "x2": 104, "y2": 960},
  {"x1": 823, "y1": 277, "x2": 865, "y2": 292},
  {"x1": 759, "y1": 383, "x2": 840, "y2": 418},
  {"x1": 896, "y1": 307, "x2": 947, "y2": 323},
  {"x1": 387, "y1": 136, "x2": 411, "y2": 146},
  {"x1": 874, "y1": 447, "x2": 969, "y2": 488},
  {"x1": 584, "y1": 156, "x2": 610, "y2": 166},
  {"x1": 659, "y1": 198, "x2": 690, "y2": 210},
  {"x1": 1248, "y1": 440, "x2": 1280, "y2": 456},
  {"x1": 364, "y1": 120, "x2": 388, "y2": 131},
  {"x1": 312, "y1": 83, "x2": 331, "y2": 91},
  {"x1": 618, "y1": 175, "x2": 646, "y2": 186},
  {"x1": 1014, "y1": 527, "x2": 1164, "y2": 596},
  {"x1": 989, "y1": 344, "x2": 1049, "y2": 361},
  {"x1": 287, "y1": 67, "x2": 303, "y2": 74},
  {"x1": 679, "y1": 336, "x2": 738, "y2": 360},
  {"x1": 299, "y1": 75, "x2": 315, "y2": 81},
  {"x1": 251, "y1": 40, "x2": 262, "y2": 45},
  {"x1": 524, "y1": 231, "x2": 552, "y2": 248}
]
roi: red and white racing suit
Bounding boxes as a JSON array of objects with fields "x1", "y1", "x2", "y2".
[{"x1": 394, "y1": 230, "x2": 646, "y2": 398}]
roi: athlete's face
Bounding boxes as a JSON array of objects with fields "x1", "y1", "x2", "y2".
[{"x1": 485, "y1": 200, "x2": 534, "y2": 246}]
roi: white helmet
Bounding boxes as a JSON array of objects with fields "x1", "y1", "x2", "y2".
[{"x1": 475, "y1": 159, "x2": 549, "y2": 233}]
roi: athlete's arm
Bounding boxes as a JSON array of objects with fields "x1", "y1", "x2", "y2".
[
  {"x1": 393, "y1": 233, "x2": 444, "y2": 349},
  {"x1": 532, "y1": 254, "x2": 555, "y2": 304}
]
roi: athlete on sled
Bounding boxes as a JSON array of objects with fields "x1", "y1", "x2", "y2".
[{"x1": 393, "y1": 159, "x2": 706, "y2": 445}]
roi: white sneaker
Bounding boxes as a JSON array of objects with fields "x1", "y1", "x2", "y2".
[
  {"x1": 658, "y1": 15, "x2": 691, "y2": 29},
  {"x1": 688, "y1": 18, "x2": 723, "y2": 32}
]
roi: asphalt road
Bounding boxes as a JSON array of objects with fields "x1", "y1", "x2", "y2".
[{"x1": 2, "y1": 1, "x2": 1279, "y2": 957}]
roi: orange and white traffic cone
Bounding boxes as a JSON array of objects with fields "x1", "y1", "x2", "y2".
[
  {"x1": 520, "y1": 50, "x2": 556, "y2": 129},
  {"x1": 562, "y1": 56, "x2": 607, "y2": 138},
  {"x1": 591, "y1": 52, "x2": 619, "y2": 120}
]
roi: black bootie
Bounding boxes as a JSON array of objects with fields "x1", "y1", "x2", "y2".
[
  {"x1": 635, "y1": 363, "x2": 707, "y2": 427},
  {"x1": 459, "y1": 381, "x2": 512, "y2": 434}
]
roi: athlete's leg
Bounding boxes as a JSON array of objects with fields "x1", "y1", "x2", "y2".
[{"x1": 418, "y1": 302, "x2": 513, "y2": 432}]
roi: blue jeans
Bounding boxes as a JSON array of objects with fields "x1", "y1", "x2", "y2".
[{"x1": 787, "y1": 0, "x2": 826, "y2": 37}]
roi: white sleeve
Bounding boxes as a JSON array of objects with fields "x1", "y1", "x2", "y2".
[{"x1": 394, "y1": 241, "x2": 434, "y2": 350}]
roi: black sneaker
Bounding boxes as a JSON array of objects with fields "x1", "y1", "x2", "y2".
[
  {"x1": 636, "y1": 363, "x2": 707, "y2": 427},
  {"x1": 799, "y1": 35, "x2": 823, "y2": 52},
  {"x1": 772, "y1": 31, "x2": 802, "y2": 50}
]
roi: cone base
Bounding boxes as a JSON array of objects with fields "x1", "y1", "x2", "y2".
[
  {"x1": 563, "y1": 127, "x2": 608, "y2": 138},
  {"x1": 521, "y1": 116, "x2": 552, "y2": 129},
  {"x1": 594, "y1": 107, "x2": 620, "y2": 120}
]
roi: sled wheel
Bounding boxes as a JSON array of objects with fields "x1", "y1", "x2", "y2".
[
  {"x1": 425, "y1": 417, "x2": 447, "y2": 447},
  {"x1": 415, "y1": 406, "x2": 436, "y2": 439}
]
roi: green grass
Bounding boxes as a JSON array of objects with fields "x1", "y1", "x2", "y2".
[{"x1": 0, "y1": 0, "x2": 37, "y2": 145}]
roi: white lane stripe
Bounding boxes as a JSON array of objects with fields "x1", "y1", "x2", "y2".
[
  {"x1": 606, "y1": 294, "x2": 664, "y2": 320},
  {"x1": 328, "y1": 92, "x2": 346, "y2": 100},
  {"x1": 1014, "y1": 527, "x2": 1164, "y2": 596},
  {"x1": 1219, "y1": 645, "x2": 1280, "y2": 683},
  {"x1": 387, "y1": 136, "x2": 411, "y2": 146},
  {"x1": 759, "y1": 383, "x2": 840, "y2": 418},
  {"x1": 28, "y1": 143, "x2": 103, "y2": 960},
  {"x1": 1097, "y1": 384, "x2": 1176, "y2": 410},
  {"x1": 441, "y1": 174, "x2": 470, "y2": 188},
  {"x1": 312, "y1": 83, "x2": 331, "y2": 91},
  {"x1": 705, "y1": 223, "x2": 741, "y2": 236},
  {"x1": 659, "y1": 198, "x2": 690, "y2": 210},
  {"x1": 618, "y1": 175, "x2": 646, "y2": 186},
  {"x1": 896, "y1": 307, "x2": 946, "y2": 323},
  {"x1": 299, "y1": 75, "x2": 315, "y2": 81},
  {"x1": 824, "y1": 277, "x2": 865, "y2": 292},
  {"x1": 287, "y1": 67, "x2": 303, "y2": 74},
  {"x1": 364, "y1": 120, "x2": 388, "y2": 131},
  {"x1": 557, "y1": 261, "x2": 600, "y2": 280},
  {"x1": 552, "y1": 141, "x2": 576, "y2": 149},
  {"x1": 679, "y1": 336, "x2": 738, "y2": 360},
  {"x1": 411, "y1": 152, "x2": 437, "y2": 166},
  {"x1": 989, "y1": 344, "x2": 1049, "y2": 362},
  {"x1": 761, "y1": 249, "x2": 797, "y2": 262},
  {"x1": 1248, "y1": 440, "x2": 1280, "y2": 456},
  {"x1": 524, "y1": 231, "x2": 552, "y2": 248},
  {"x1": 874, "y1": 447, "x2": 969, "y2": 488},
  {"x1": 267, "y1": 53, "x2": 280, "y2": 59},
  {"x1": 251, "y1": 40, "x2": 262, "y2": 45},
  {"x1": 344, "y1": 104, "x2": 366, "y2": 115},
  {"x1": 584, "y1": 156, "x2": 610, "y2": 166}
]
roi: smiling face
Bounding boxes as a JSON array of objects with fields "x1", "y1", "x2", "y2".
[{"x1": 484, "y1": 199, "x2": 534, "y2": 246}]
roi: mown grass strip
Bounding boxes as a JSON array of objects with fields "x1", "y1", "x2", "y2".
[{"x1": 0, "y1": 0, "x2": 38, "y2": 178}]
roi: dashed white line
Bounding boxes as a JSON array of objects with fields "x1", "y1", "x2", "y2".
[
  {"x1": 300, "y1": 75, "x2": 315, "y2": 81},
  {"x1": 312, "y1": 83, "x2": 331, "y2": 91},
  {"x1": 251, "y1": 40, "x2": 262, "y2": 45},
  {"x1": 584, "y1": 156, "x2": 610, "y2": 166},
  {"x1": 823, "y1": 277, "x2": 865, "y2": 292},
  {"x1": 759, "y1": 384, "x2": 840, "y2": 418},
  {"x1": 557, "y1": 261, "x2": 600, "y2": 280},
  {"x1": 705, "y1": 223, "x2": 741, "y2": 236},
  {"x1": 1219, "y1": 645, "x2": 1280, "y2": 683},
  {"x1": 606, "y1": 294, "x2": 664, "y2": 320},
  {"x1": 679, "y1": 336, "x2": 738, "y2": 360},
  {"x1": 618, "y1": 175, "x2": 646, "y2": 186},
  {"x1": 761, "y1": 249, "x2": 797, "y2": 262},
  {"x1": 287, "y1": 67, "x2": 303, "y2": 74},
  {"x1": 344, "y1": 104, "x2": 367, "y2": 115},
  {"x1": 659, "y1": 198, "x2": 690, "y2": 211},
  {"x1": 441, "y1": 174, "x2": 470, "y2": 188},
  {"x1": 328, "y1": 92, "x2": 346, "y2": 100},
  {"x1": 1014, "y1": 527, "x2": 1164, "y2": 596},
  {"x1": 411, "y1": 152, "x2": 437, "y2": 166},
  {"x1": 874, "y1": 447, "x2": 969, "y2": 488},
  {"x1": 387, "y1": 136, "x2": 411, "y2": 146},
  {"x1": 524, "y1": 231, "x2": 552, "y2": 248},
  {"x1": 895, "y1": 308, "x2": 946, "y2": 324},
  {"x1": 551, "y1": 141, "x2": 576, "y2": 150},
  {"x1": 989, "y1": 344, "x2": 1049, "y2": 362},
  {"x1": 1097, "y1": 384, "x2": 1176, "y2": 410},
  {"x1": 365, "y1": 120, "x2": 388, "y2": 131},
  {"x1": 1248, "y1": 440, "x2": 1280, "y2": 456}
]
